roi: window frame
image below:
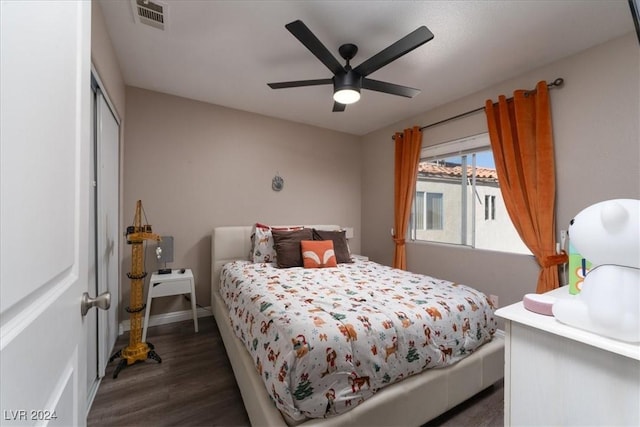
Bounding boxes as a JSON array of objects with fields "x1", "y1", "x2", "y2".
[{"x1": 409, "y1": 133, "x2": 531, "y2": 256}]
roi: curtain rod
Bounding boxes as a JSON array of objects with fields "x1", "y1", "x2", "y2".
[{"x1": 392, "y1": 78, "x2": 564, "y2": 139}]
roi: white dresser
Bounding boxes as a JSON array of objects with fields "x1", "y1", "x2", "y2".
[{"x1": 496, "y1": 286, "x2": 640, "y2": 426}]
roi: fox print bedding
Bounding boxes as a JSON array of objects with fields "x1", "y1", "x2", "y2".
[{"x1": 219, "y1": 259, "x2": 498, "y2": 421}]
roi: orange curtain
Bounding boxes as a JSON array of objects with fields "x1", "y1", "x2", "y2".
[
  {"x1": 393, "y1": 126, "x2": 423, "y2": 270},
  {"x1": 485, "y1": 81, "x2": 567, "y2": 293}
]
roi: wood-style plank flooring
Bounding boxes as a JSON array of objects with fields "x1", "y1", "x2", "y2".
[{"x1": 88, "y1": 317, "x2": 503, "y2": 427}]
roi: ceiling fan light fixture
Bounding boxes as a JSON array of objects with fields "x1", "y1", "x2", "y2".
[
  {"x1": 333, "y1": 88, "x2": 360, "y2": 104},
  {"x1": 333, "y1": 70, "x2": 362, "y2": 104},
  {"x1": 269, "y1": 20, "x2": 434, "y2": 111}
]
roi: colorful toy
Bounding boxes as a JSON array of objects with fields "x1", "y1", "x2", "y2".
[
  {"x1": 552, "y1": 199, "x2": 640, "y2": 342},
  {"x1": 567, "y1": 242, "x2": 592, "y2": 294},
  {"x1": 108, "y1": 200, "x2": 162, "y2": 377}
]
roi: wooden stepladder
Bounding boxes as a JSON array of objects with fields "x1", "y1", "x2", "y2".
[{"x1": 109, "y1": 200, "x2": 162, "y2": 378}]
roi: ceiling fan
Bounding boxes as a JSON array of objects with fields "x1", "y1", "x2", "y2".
[{"x1": 268, "y1": 20, "x2": 434, "y2": 112}]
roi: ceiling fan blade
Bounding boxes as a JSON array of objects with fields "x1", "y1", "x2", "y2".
[
  {"x1": 362, "y1": 78, "x2": 421, "y2": 98},
  {"x1": 354, "y1": 26, "x2": 434, "y2": 77},
  {"x1": 268, "y1": 78, "x2": 333, "y2": 89},
  {"x1": 332, "y1": 101, "x2": 346, "y2": 112},
  {"x1": 285, "y1": 20, "x2": 344, "y2": 75}
]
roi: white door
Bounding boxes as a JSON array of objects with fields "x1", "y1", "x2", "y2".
[
  {"x1": 86, "y1": 80, "x2": 100, "y2": 408},
  {"x1": 95, "y1": 88, "x2": 120, "y2": 377},
  {"x1": 85, "y1": 81, "x2": 120, "y2": 411},
  {"x1": 86, "y1": 80, "x2": 120, "y2": 409},
  {"x1": 1, "y1": 1, "x2": 92, "y2": 426}
]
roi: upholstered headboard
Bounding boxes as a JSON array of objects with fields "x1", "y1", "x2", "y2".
[{"x1": 211, "y1": 225, "x2": 341, "y2": 309}]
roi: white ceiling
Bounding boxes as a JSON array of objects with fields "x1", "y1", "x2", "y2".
[{"x1": 98, "y1": 0, "x2": 634, "y2": 136}]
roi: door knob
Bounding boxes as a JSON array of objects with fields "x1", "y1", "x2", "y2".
[{"x1": 81, "y1": 291, "x2": 111, "y2": 316}]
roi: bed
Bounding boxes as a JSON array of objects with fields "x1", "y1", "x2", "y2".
[{"x1": 211, "y1": 225, "x2": 504, "y2": 426}]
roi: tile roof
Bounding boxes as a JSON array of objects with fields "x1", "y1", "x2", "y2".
[{"x1": 418, "y1": 162, "x2": 498, "y2": 181}]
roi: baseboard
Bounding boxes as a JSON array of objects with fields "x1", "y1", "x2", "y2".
[
  {"x1": 494, "y1": 328, "x2": 505, "y2": 339},
  {"x1": 118, "y1": 306, "x2": 213, "y2": 335}
]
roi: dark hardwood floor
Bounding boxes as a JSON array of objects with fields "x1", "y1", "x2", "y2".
[
  {"x1": 88, "y1": 317, "x2": 250, "y2": 427},
  {"x1": 422, "y1": 380, "x2": 504, "y2": 427},
  {"x1": 88, "y1": 317, "x2": 503, "y2": 427}
]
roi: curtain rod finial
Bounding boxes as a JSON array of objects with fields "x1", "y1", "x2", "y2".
[{"x1": 552, "y1": 78, "x2": 564, "y2": 87}]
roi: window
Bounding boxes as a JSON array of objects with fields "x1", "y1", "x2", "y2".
[
  {"x1": 484, "y1": 195, "x2": 496, "y2": 220},
  {"x1": 426, "y1": 193, "x2": 443, "y2": 230},
  {"x1": 415, "y1": 192, "x2": 443, "y2": 230},
  {"x1": 410, "y1": 133, "x2": 531, "y2": 255},
  {"x1": 415, "y1": 191, "x2": 425, "y2": 230}
]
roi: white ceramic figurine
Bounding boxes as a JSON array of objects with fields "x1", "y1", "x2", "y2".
[{"x1": 552, "y1": 199, "x2": 640, "y2": 342}]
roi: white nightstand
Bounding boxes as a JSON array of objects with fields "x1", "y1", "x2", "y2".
[{"x1": 142, "y1": 269, "x2": 199, "y2": 342}]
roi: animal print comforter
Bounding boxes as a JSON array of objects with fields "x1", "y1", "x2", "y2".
[{"x1": 219, "y1": 259, "x2": 497, "y2": 421}]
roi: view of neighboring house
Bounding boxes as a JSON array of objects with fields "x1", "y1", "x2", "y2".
[{"x1": 413, "y1": 159, "x2": 531, "y2": 255}]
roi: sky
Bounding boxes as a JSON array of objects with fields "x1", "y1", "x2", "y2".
[
  {"x1": 441, "y1": 150, "x2": 496, "y2": 169},
  {"x1": 475, "y1": 151, "x2": 495, "y2": 168}
]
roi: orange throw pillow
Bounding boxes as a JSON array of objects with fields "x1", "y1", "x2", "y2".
[{"x1": 301, "y1": 240, "x2": 337, "y2": 268}]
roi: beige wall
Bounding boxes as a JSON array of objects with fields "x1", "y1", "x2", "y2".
[
  {"x1": 114, "y1": 29, "x2": 638, "y2": 323},
  {"x1": 123, "y1": 88, "x2": 362, "y2": 318},
  {"x1": 91, "y1": 1, "x2": 125, "y2": 119},
  {"x1": 361, "y1": 33, "x2": 639, "y2": 311},
  {"x1": 91, "y1": 0, "x2": 129, "y2": 324}
]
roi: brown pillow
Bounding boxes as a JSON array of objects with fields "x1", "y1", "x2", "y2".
[
  {"x1": 312, "y1": 229, "x2": 352, "y2": 263},
  {"x1": 249, "y1": 223, "x2": 303, "y2": 263},
  {"x1": 272, "y1": 228, "x2": 313, "y2": 268}
]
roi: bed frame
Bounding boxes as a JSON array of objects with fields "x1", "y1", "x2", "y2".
[{"x1": 211, "y1": 226, "x2": 505, "y2": 427}]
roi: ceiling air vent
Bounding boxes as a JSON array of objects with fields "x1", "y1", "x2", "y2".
[{"x1": 131, "y1": 0, "x2": 166, "y2": 30}]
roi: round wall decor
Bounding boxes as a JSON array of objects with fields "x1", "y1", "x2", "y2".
[{"x1": 272, "y1": 174, "x2": 284, "y2": 191}]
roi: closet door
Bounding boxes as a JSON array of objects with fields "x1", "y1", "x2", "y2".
[{"x1": 96, "y1": 89, "x2": 120, "y2": 377}]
